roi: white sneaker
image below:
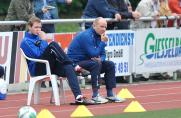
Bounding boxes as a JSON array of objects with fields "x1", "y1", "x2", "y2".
[
  {"x1": 92, "y1": 94, "x2": 108, "y2": 104},
  {"x1": 75, "y1": 95, "x2": 96, "y2": 105},
  {"x1": 106, "y1": 96, "x2": 126, "y2": 103}
]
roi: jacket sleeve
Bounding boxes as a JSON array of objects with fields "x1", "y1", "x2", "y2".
[
  {"x1": 23, "y1": 39, "x2": 48, "y2": 58},
  {"x1": 80, "y1": 33, "x2": 106, "y2": 58},
  {"x1": 100, "y1": 48, "x2": 106, "y2": 61},
  {"x1": 136, "y1": 1, "x2": 158, "y2": 17},
  {"x1": 13, "y1": 0, "x2": 34, "y2": 21},
  {"x1": 93, "y1": 0, "x2": 118, "y2": 18},
  {"x1": 33, "y1": 0, "x2": 44, "y2": 16},
  {"x1": 119, "y1": 0, "x2": 133, "y2": 18},
  {"x1": 56, "y1": 0, "x2": 66, "y2": 3}
]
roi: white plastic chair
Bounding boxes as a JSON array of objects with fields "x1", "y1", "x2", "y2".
[{"x1": 20, "y1": 48, "x2": 65, "y2": 106}]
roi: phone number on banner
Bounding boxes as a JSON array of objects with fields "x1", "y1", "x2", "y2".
[{"x1": 114, "y1": 62, "x2": 129, "y2": 75}]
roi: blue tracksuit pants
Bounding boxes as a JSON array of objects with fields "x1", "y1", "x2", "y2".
[{"x1": 77, "y1": 60, "x2": 116, "y2": 89}]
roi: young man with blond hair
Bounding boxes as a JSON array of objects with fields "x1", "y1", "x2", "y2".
[{"x1": 20, "y1": 16, "x2": 95, "y2": 105}]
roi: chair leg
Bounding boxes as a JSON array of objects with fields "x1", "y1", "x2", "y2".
[
  {"x1": 79, "y1": 76, "x2": 86, "y2": 88},
  {"x1": 50, "y1": 75, "x2": 60, "y2": 106},
  {"x1": 50, "y1": 78, "x2": 66, "y2": 104},
  {"x1": 50, "y1": 90, "x2": 54, "y2": 104},
  {"x1": 34, "y1": 81, "x2": 41, "y2": 104},
  {"x1": 27, "y1": 80, "x2": 36, "y2": 105},
  {"x1": 59, "y1": 78, "x2": 66, "y2": 104}
]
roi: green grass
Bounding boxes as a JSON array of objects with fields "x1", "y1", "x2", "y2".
[
  {"x1": 55, "y1": 11, "x2": 82, "y2": 33},
  {"x1": 86, "y1": 108, "x2": 181, "y2": 118},
  {"x1": 55, "y1": 23, "x2": 81, "y2": 33}
]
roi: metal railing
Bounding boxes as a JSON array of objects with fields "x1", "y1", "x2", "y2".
[
  {"x1": 0, "y1": 16, "x2": 180, "y2": 84},
  {"x1": 0, "y1": 15, "x2": 180, "y2": 26}
]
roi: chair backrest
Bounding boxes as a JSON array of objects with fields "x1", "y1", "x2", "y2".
[
  {"x1": 20, "y1": 48, "x2": 52, "y2": 76},
  {"x1": 20, "y1": 48, "x2": 62, "y2": 106}
]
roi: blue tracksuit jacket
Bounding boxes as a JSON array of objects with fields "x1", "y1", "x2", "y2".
[
  {"x1": 81, "y1": 0, "x2": 119, "y2": 28},
  {"x1": 67, "y1": 27, "x2": 107, "y2": 63},
  {"x1": 20, "y1": 32, "x2": 48, "y2": 76}
]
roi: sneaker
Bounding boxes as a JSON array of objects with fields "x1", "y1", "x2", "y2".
[
  {"x1": 75, "y1": 95, "x2": 96, "y2": 105},
  {"x1": 106, "y1": 96, "x2": 126, "y2": 103},
  {"x1": 92, "y1": 95, "x2": 109, "y2": 104}
]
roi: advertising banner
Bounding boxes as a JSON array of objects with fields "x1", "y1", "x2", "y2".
[
  {"x1": 0, "y1": 32, "x2": 13, "y2": 84},
  {"x1": 106, "y1": 30, "x2": 135, "y2": 76},
  {"x1": 15, "y1": 31, "x2": 134, "y2": 84},
  {"x1": 135, "y1": 28, "x2": 181, "y2": 74}
]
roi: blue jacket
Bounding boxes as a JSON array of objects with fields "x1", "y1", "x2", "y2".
[
  {"x1": 82, "y1": 0, "x2": 119, "y2": 28},
  {"x1": 107, "y1": 0, "x2": 133, "y2": 19},
  {"x1": 67, "y1": 27, "x2": 106, "y2": 63},
  {"x1": 107, "y1": 0, "x2": 133, "y2": 29},
  {"x1": 20, "y1": 32, "x2": 48, "y2": 76},
  {"x1": 33, "y1": 0, "x2": 66, "y2": 19}
]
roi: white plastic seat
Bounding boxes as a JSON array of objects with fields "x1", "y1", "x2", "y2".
[{"x1": 20, "y1": 48, "x2": 65, "y2": 106}]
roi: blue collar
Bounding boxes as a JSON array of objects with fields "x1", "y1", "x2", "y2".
[
  {"x1": 25, "y1": 31, "x2": 39, "y2": 39},
  {"x1": 90, "y1": 27, "x2": 101, "y2": 38}
]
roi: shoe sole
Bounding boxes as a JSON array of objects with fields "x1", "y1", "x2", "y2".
[
  {"x1": 71, "y1": 102, "x2": 97, "y2": 105},
  {"x1": 107, "y1": 98, "x2": 126, "y2": 103},
  {"x1": 92, "y1": 100, "x2": 108, "y2": 104}
]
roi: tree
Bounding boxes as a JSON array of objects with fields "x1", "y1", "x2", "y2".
[{"x1": 0, "y1": 0, "x2": 10, "y2": 15}]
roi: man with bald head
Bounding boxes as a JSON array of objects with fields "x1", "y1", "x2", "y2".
[{"x1": 67, "y1": 17, "x2": 126, "y2": 104}]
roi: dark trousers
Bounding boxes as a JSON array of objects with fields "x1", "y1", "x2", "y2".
[
  {"x1": 35, "y1": 41, "x2": 81, "y2": 98},
  {"x1": 77, "y1": 60, "x2": 116, "y2": 89},
  {"x1": 107, "y1": 21, "x2": 130, "y2": 30},
  {"x1": 0, "y1": 66, "x2": 4, "y2": 78}
]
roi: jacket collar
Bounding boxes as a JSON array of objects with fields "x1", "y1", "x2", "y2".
[
  {"x1": 90, "y1": 27, "x2": 101, "y2": 38},
  {"x1": 25, "y1": 31, "x2": 39, "y2": 39}
]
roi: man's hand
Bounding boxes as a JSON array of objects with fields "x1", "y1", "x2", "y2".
[
  {"x1": 153, "y1": 11, "x2": 160, "y2": 19},
  {"x1": 101, "y1": 33, "x2": 109, "y2": 42},
  {"x1": 38, "y1": 31, "x2": 48, "y2": 40},
  {"x1": 42, "y1": 7, "x2": 49, "y2": 13},
  {"x1": 115, "y1": 13, "x2": 122, "y2": 21},
  {"x1": 132, "y1": 11, "x2": 141, "y2": 19},
  {"x1": 66, "y1": 0, "x2": 72, "y2": 4}
]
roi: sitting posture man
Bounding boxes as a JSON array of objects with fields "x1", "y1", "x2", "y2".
[
  {"x1": 20, "y1": 16, "x2": 94, "y2": 105},
  {"x1": 67, "y1": 17, "x2": 126, "y2": 104}
]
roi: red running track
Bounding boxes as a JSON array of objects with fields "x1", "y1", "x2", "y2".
[{"x1": 1, "y1": 81, "x2": 181, "y2": 118}]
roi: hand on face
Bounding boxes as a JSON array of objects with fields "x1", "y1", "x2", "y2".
[
  {"x1": 38, "y1": 31, "x2": 47, "y2": 40},
  {"x1": 101, "y1": 33, "x2": 108, "y2": 42}
]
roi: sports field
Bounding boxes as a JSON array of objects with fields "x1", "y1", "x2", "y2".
[
  {"x1": 1, "y1": 81, "x2": 181, "y2": 118},
  {"x1": 93, "y1": 108, "x2": 181, "y2": 118}
]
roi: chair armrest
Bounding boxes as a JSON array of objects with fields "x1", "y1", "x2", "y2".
[{"x1": 25, "y1": 56, "x2": 49, "y2": 64}]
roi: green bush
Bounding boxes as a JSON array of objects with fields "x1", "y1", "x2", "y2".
[{"x1": 0, "y1": 0, "x2": 9, "y2": 16}]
